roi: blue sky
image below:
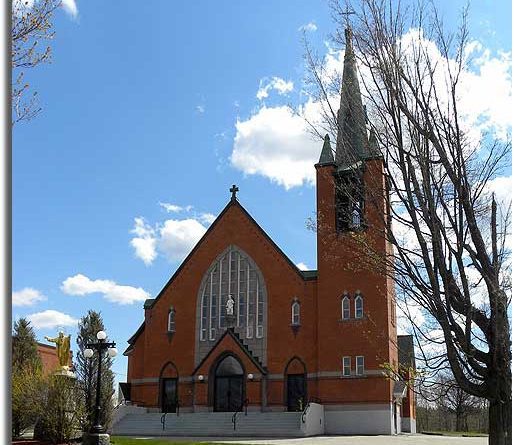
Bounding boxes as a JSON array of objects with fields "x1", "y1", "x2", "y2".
[{"x1": 12, "y1": 1, "x2": 512, "y2": 386}]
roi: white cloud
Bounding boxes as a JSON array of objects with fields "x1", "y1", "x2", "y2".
[
  {"x1": 296, "y1": 262, "x2": 309, "y2": 270},
  {"x1": 199, "y1": 213, "x2": 216, "y2": 225},
  {"x1": 27, "y1": 310, "x2": 78, "y2": 329},
  {"x1": 159, "y1": 219, "x2": 207, "y2": 262},
  {"x1": 61, "y1": 274, "x2": 150, "y2": 305},
  {"x1": 298, "y1": 22, "x2": 317, "y2": 32},
  {"x1": 256, "y1": 77, "x2": 294, "y2": 100},
  {"x1": 231, "y1": 31, "x2": 511, "y2": 190},
  {"x1": 130, "y1": 216, "x2": 209, "y2": 265},
  {"x1": 159, "y1": 202, "x2": 194, "y2": 213},
  {"x1": 130, "y1": 217, "x2": 157, "y2": 265},
  {"x1": 12, "y1": 287, "x2": 47, "y2": 307},
  {"x1": 196, "y1": 105, "x2": 205, "y2": 114},
  {"x1": 13, "y1": 0, "x2": 78, "y2": 18},
  {"x1": 61, "y1": 0, "x2": 78, "y2": 18},
  {"x1": 231, "y1": 105, "x2": 319, "y2": 189}
]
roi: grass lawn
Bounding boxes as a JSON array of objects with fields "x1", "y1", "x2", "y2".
[
  {"x1": 422, "y1": 431, "x2": 488, "y2": 437},
  {"x1": 110, "y1": 437, "x2": 248, "y2": 445}
]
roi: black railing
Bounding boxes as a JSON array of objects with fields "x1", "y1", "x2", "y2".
[
  {"x1": 161, "y1": 400, "x2": 180, "y2": 430},
  {"x1": 232, "y1": 398, "x2": 249, "y2": 430},
  {"x1": 301, "y1": 397, "x2": 322, "y2": 423}
]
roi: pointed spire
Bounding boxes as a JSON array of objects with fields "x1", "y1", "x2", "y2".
[
  {"x1": 335, "y1": 25, "x2": 370, "y2": 168},
  {"x1": 318, "y1": 134, "x2": 335, "y2": 165},
  {"x1": 368, "y1": 127, "x2": 381, "y2": 158}
]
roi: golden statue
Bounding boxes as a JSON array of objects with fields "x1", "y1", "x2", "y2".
[{"x1": 45, "y1": 331, "x2": 71, "y2": 371}]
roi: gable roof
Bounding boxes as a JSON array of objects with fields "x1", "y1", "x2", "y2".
[
  {"x1": 192, "y1": 327, "x2": 267, "y2": 376},
  {"x1": 126, "y1": 198, "x2": 316, "y2": 346},
  {"x1": 147, "y1": 198, "x2": 314, "y2": 310}
]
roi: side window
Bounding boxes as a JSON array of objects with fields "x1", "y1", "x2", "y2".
[
  {"x1": 291, "y1": 300, "x2": 300, "y2": 326},
  {"x1": 355, "y1": 294, "x2": 363, "y2": 319},
  {"x1": 167, "y1": 307, "x2": 176, "y2": 333},
  {"x1": 342, "y1": 295, "x2": 350, "y2": 320},
  {"x1": 356, "y1": 356, "x2": 365, "y2": 376},
  {"x1": 342, "y1": 356, "x2": 351, "y2": 376}
]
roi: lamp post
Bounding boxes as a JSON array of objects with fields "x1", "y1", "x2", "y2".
[{"x1": 83, "y1": 330, "x2": 117, "y2": 443}]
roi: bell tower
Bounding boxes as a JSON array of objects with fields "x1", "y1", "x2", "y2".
[{"x1": 315, "y1": 25, "x2": 397, "y2": 405}]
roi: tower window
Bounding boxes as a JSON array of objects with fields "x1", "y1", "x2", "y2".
[
  {"x1": 335, "y1": 172, "x2": 364, "y2": 232},
  {"x1": 356, "y1": 356, "x2": 365, "y2": 376},
  {"x1": 355, "y1": 294, "x2": 363, "y2": 319},
  {"x1": 342, "y1": 295, "x2": 350, "y2": 320},
  {"x1": 291, "y1": 300, "x2": 300, "y2": 326},
  {"x1": 342, "y1": 356, "x2": 351, "y2": 376}
]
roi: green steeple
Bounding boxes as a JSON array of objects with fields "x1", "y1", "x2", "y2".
[
  {"x1": 335, "y1": 26, "x2": 370, "y2": 168},
  {"x1": 368, "y1": 127, "x2": 381, "y2": 158},
  {"x1": 318, "y1": 134, "x2": 335, "y2": 165}
]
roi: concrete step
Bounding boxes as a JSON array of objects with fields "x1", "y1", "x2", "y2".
[{"x1": 112, "y1": 411, "x2": 303, "y2": 437}]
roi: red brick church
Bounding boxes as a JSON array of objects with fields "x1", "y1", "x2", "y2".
[{"x1": 122, "y1": 27, "x2": 416, "y2": 435}]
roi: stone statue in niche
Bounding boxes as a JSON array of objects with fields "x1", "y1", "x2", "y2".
[{"x1": 226, "y1": 294, "x2": 235, "y2": 316}]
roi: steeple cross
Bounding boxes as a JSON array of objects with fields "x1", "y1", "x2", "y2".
[
  {"x1": 341, "y1": 4, "x2": 356, "y2": 26},
  {"x1": 230, "y1": 184, "x2": 239, "y2": 201}
]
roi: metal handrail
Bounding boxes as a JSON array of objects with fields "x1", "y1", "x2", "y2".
[
  {"x1": 232, "y1": 398, "x2": 249, "y2": 430},
  {"x1": 161, "y1": 399, "x2": 180, "y2": 430},
  {"x1": 301, "y1": 397, "x2": 322, "y2": 423}
]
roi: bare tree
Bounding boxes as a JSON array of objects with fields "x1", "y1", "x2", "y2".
[
  {"x1": 303, "y1": 1, "x2": 511, "y2": 443},
  {"x1": 11, "y1": 0, "x2": 61, "y2": 125}
]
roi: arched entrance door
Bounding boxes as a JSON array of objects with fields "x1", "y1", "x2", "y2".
[
  {"x1": 214, "y1": 355, "x2": 244, "y2": 412},
  {"x1": 284, "y1": 357, "x2": 307, "y2": 412}
]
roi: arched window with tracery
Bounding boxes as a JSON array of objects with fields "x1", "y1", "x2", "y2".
[{"x1": 198, "y1": 246, "x2": 266, "y2": 342}]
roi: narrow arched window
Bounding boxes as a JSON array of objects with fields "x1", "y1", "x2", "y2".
[
  {"x1": 342, "y1": 295, "x2": 350, "y2": 320},
  {"x1": 168, "y1": 307, "x2": 176, "y2": 333},
  {"x1": 355, "y1": 294, "x2": 363, "y2": 319},
  {"x1": 291, "y1": 300, "x2": 300, "y2": 326}
]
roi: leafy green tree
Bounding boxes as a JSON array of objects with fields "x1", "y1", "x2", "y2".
[
  {"x1": 34, "y1": 375, "x2": 83, "y2": 444},
  {"x1": 11, "y1": 318, "x2": 45, "y2": 438},
  {"x1": 76, "y1": 310, "x2": 115, "y2": 432}
]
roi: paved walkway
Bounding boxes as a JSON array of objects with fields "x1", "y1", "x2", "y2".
[
  {"x1": 214, "y1": 435, "x2": 488, "y2": 445},
  {"x1": 130, "y1": 435, "x2": 487, "y2": 444}
]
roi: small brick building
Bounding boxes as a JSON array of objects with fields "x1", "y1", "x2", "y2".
[
  {"x1": 124, "y1": 27, "x2": 416, "y2": 435},
  {"x1": 37, "y1": 342, "x2": 72, "y2": 375}
]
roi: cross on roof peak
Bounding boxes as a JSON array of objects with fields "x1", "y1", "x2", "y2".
[
  {"x1": 230, "y1": 184, "x2": 239, "y2": 201},
  {"x1": 341, "y1": 4, "x2": 356, "y2": 19}
]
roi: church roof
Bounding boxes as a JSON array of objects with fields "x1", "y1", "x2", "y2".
[
  {"x1": 126, "y1": 196, "x2": 318, "y2": 347},
  {"x1": 145, "y1": 198, "x2": 315, "y2": 311}
]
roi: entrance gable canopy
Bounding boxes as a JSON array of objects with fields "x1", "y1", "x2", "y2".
[{"x1": 192, "y1": 328, "x2": 267, "y2": 378}]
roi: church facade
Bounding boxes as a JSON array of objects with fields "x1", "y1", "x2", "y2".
[{"x1": 123, "y1": 28, "x2": 416, "y2": 435}]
